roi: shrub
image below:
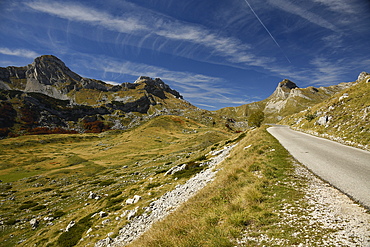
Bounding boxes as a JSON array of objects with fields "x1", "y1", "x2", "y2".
[
  {"x1": 305, "y1": 113, "x2": 317, "y2": 121},
  {"x1": 52, "y1": 210, "x2": 66, "y2": 218},
  {"x1": 57, "y1": 214, "x2": 93, "y2": 247},
  {"x1": 31, "y1": 205, "x2": 47, "y2": 211},
  {"x1": 99, "y1": 179, "x2": 116, "y2": 186},
  {"x1": 107, "y1": 197, "x2": 124, "y2": 207},
  {"x1": 42, "y1": 188, "x2": 53, "y2": 192},
  {"x1": 173, "y1": 161, "x2": 204, "y2": 179},
  {"x1": 83, "y1": 120, "x2": 110, "y2": 133},
  {"x1": 19, "y1": 201, "x2": 38, "y2": 210},
  {"x1": 145, "y1": 182, "x2": 161, "y2": 189},
  {"x1": 248, "y1": 110, "x2": 265, "y2": 127},
  {"x1": 5, "y1": 219, "x2": 18, "y2": 226}
]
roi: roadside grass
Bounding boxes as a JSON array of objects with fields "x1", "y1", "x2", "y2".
[{"x1": 128, "y1": 126, "x2": 306, "y2": 247}]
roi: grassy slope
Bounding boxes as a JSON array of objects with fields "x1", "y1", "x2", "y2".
[
  {"x1": 280, "y1": 79, "x2": 370, "y2": 150},
  {"x1": 0, "y1": 115, "x2": 231, "y2": 246},
  {"x1": 129, "y1": 126, "x2": 339, "y2": 246},
  {"x1": 214, "y1": 83, "x2": 351, "y2": 125}
]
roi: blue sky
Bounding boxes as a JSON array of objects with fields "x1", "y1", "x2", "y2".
[{"x1": 1, "y1": 0, "x2": 369, "y2": 110}]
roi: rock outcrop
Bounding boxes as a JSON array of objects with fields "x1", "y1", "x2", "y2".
[{"x1": 0, "y1": 55, "x2": 193, "y2": 137}]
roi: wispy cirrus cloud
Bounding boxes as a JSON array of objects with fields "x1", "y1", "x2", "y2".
[
  {"x1": 0, "y1": 47, "x2": 39, "y2": 58},
  {"x1": 309, "y1": 57, "x2": 348, "y2": 85},
  {"x1": 312, "y1": 0, "x2": 356, "y2": 14},
  {"x1": 75, "y1": 53, "x2": 253, "y2": 107},
  {"x1": 77, "y1": 55, "x2": 230, "y2": 99},
  {"x1": 268, "y1": 0, "x2": 339, "y2": 32},
  {"x1": 25, "y1": 0, "x2": 271, "y2": 68}
]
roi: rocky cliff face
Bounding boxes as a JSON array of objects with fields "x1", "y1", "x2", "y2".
[
  {"x1": 0, "y1": 55, "x2": 183, "y2": 102},
  {"x1": 0, "y1": 55, "x2": 191, "y2": 137}
]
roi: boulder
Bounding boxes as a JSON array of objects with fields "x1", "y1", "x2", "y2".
[{"x1": 30, "y1": 218, "x2": 39, "y2": 229}]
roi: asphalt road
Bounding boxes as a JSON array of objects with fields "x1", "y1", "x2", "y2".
[{"x1": 267, "y1": 125, "x2": 370, "y2": 209}]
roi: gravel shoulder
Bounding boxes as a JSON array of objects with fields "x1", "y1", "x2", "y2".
[{"x1": 237, "y1": 162, "x2": 370, "y2": 246}]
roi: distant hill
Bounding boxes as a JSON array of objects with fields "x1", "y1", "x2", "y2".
[
  {"x1": 280, "y1": 72, "x2": 370, "y2": 150},
  {"x1": 216, "y1": 77, "x2": 355, "y2": 123}
]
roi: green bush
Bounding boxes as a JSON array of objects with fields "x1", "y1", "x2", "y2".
[
  {"x1": 248, "y1": 110, "x2": 265, "y2": 127},
  {"x1": 31, "y1": 205, "x2": 47, "y2": 211},
  {"x1": 173, "y1": 162, "x2": 204, "y2": 179},
  {"x1": 52, "y1": 210, "x2": 66, "y2": 218},
  {"x1": 145, "y1": 182, "x2": 161, "y2": 189},
  {"x1": 19, "y1": 201, "x2": 38, "y2": 210},
  {"x1": 106, "y1": 197, "x2": 124, "y2": 207},
  {"x1": 305, "y1": 112, "x2": 317, "y2": 121},
  {"x1": 57, "y1": 214, "x2": 93, "y2": 247},
  {"x1": 99, "y1": 179, "x2": 116, "y2": 186},
  {"x1": 5, "y1": 218, "x2": 18, "y2": 225}
]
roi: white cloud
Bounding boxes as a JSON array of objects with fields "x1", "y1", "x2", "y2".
[
  {"x1": 25, "y1": 0, "x2": 270, "y2": 69},
  {"x1": 309, "y1": 57, "x2": 347, "y2": 85},
  {"x1": 312, "y1": 0, "x2": 356, "y2": 14},
  {"x1": 81, "y1": 56, "x2": 230, "y2": 98},
  {"x1": 0, "y1": 47, "x2": 39, "y2": 58},
  {"x1": 268, "y1": 0, "x2": 339, "y2": 32},
  {"x1": 26, "y1": 1, "x2": 147, "y2": 33}
]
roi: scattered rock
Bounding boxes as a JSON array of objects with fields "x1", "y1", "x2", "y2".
[
  {"x1": 43, "y1": 217, "x2": 54, "y2": 221},
  {"x1": 126, "y1": 207, "x2": 139, "y2": 220},
  {"x1": 88, "y1": 191, "x2": 97, "y2": 199},
  {"x1": 65, "y1": 221, "x2": 75, "y2": 232},
  {"x1": 29, "y1": 219, "x2": 39, "y2": 229},
  {"x1": 102, "y1": 219, "x2": 111, "y2": 225},
  {"x1": 98, "y1": 211, "x2": 108, "y2": 218},
  {"x1": 339, "y1": 93, "x2": 349, "y2": 101},
  {"x1": 316, "y1": 115, "x2": 332, "y2": 126},
  {"x1": 126, "y1": 195, "x2": 141, "y2": 205},
  {"x1": 95, "y1": 144, "x2": 237, "y2": 247},
  {"x1": 164, "y1": 164, "x2": 187, "y2": 176}
]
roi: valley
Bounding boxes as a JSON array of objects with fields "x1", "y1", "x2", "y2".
[{"x1": 0, "y1": 56, "x2": 369, "y2": 246}]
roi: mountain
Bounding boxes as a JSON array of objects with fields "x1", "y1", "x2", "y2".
[
  {"x1": 216, "y1": 77, "x2": 355, "y2": 123},
  {"x1": 280, "y1": 72, "x2": 370, "y2": 150},
  {"x1": 0, "y1": 55, "x2": 183, "y2": 101},
  {"x1": 0, "y1": 55, "x2": 198, "y2": 137}
]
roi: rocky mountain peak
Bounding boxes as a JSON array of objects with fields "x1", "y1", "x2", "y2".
[
  {"x1": 278, "y1": 79, "x2": 298, "y2": 90},
  {"x1": 357, "y1": 72, "x2": 370, "y2": 82},
  {"x1": 134, "y1": 76, "x2": 183, "y2": 99},
  {"x1": 268, "y1": 79, "x2": 299, "y2": 100},
  {"x1": 28, "y1": 55, "x2": 81, "y2": 86}
]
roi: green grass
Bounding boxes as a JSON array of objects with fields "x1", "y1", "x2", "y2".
[
  {"x1": 0, "y1": 115, "x2": 231, "y2": 246},
  {"x1": 128, "y1": 127, "x2": 306, "y2": 246}
]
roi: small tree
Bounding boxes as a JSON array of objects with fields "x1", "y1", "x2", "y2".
[{"x1": 248, "y1": 110, "x2": 264, "y2": 127}]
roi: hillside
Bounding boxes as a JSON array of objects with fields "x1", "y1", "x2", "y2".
[
  {"x1": 280, "y1": 72, "x2": 370, "y2": 150},
  {"x1": 0, "y1": 56, "x2": 369, "y2": 246},
  {"x1": 0, "y1": 115, "x2": 233, "y2": 246},
  {"x1": 216, "y1": 78, "x2": 354, "y2": 123}
]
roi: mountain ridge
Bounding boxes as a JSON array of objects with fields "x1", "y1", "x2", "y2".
[
  {"x1": 0, "y1": 55, "x2": 198, "y2": 136},
  {"x1": 0, "y1": 55, "x2": 367, "y2": 138}
]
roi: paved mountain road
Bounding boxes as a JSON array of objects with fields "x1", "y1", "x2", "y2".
[{"x1": 267, "y1": 125, "x2": 370, "y2": 209}]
